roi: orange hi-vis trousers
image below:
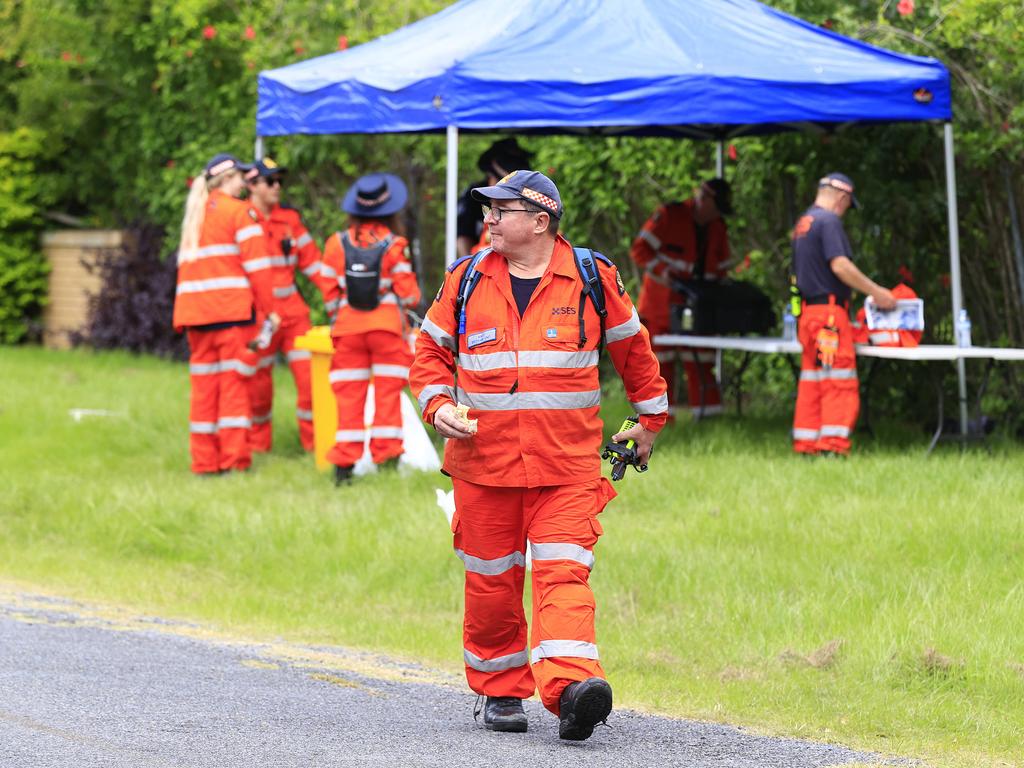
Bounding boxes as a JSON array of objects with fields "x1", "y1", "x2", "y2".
[
  {"x1": 451, "y1": 477, "x2": 617, "y2": 715},
  {"x1": 793, "y1": 303, "x2": 859, "y2": 455},
  {"x1": 186, "y1": 326, "x2": 257, "y2": 474},
  {"x1": 249, "y1": 316, "x2": 314, "y2": 453},
  {"x1": 642, "y1": 316, "x2": 722, "y2": 416},
  {"x1": 326, "y1": 329, "x2": 411, "y2": 467}
]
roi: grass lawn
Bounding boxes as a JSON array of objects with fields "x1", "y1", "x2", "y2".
[{"x1": 2, "y1": 346, "x2": 1023, "y2": 767}]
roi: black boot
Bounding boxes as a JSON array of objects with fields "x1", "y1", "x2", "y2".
[
  {"x1": 480, "y1": 696, "x2": 527, "y2": 733},
  {"x1": 333, "y1": 465, "x2": 354, "y2": 486},
  {"x1": 558, "y1": 678, "x2": 612, "y2": 741}
]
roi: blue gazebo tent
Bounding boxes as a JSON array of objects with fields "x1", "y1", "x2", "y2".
[{"x1": 256, "y1": 0, "x2": 966, "y2": 426}]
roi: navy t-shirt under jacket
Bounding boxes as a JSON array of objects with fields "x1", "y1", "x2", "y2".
[{"x1": 792, "y1": 206, "x2": 853, "y2": 302}]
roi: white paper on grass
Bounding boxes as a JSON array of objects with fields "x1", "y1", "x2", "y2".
[
  {"x1": 864, "y1": 298, "x2": 925, "y2": 331},
  {"x1": 353, "y1": 387, "x2": 441, "y2": 476}
]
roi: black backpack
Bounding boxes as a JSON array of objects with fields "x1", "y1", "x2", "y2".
[
  {"x1": 453, "y1": 246, "x2": 610, "y2": 351},
  {"x1": 340, "y1": 230, "x2": 393, "y2": 311}
]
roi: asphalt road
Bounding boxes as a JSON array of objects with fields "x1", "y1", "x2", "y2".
[{"x1": 0, "y1": 587, "x2": 894, "y2": 768}]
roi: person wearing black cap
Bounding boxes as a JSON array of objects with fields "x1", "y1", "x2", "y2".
[
  {"x1": 410, "y1": 169, "x2": 668, "y2": 741},
  {"x1": 244, "y1": 157, "x2": 324, "y2": 454},
  {"x1": 791, "y1": 172, "x2": 896, "y2": 456},
  {"x1": 319, "y1": 173, "x2": 421, "y2": 484},
  {"x1": 456, "y1": 138, "x2": 534, "y2": 257},
  {"x1": 172, "y1": 153, "x2": 277, "y2": 475},
  {"x1": 630, "y1": 178, "x2": 735, "y2": 419}
]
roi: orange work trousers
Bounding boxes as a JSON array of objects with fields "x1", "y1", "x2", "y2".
[
  {"x1": 793, "y1": 303, "x2": 859, "y2": 455},
  {"x1": 451, "y1": 477, "x2": 617, "y2": 715},
  {"x1": 186, "y1": 325, "x2": 257, "y2": 474},
  {"x1": 326, "y1": 329, "x2": 411, "y2": 467},
  {"x1": 641, "y1": 315, "x2": 722, "y2": 417},
  {"x1": 249, "y1": 316, "x2": 314, "y2": 453}
]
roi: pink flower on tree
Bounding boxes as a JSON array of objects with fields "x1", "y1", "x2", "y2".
[
  {"x1": 897, "y1": 0, "x2": 915, "y2": 17},
  {"x1": 203, "y1": 25, "x2": 217, "y2": 40},
  {"x1": 728, "y1": 144, "x2": 738, "y2": 161},
  {"x1": 337, "y1": 35, "x2": 349, "y2": 51},
  {"x1": 61, "y1": 51, "x2": 72, "y2": 62},
  {"x1": 244, "y1": 26, "x2": 255, "y2": 40}
]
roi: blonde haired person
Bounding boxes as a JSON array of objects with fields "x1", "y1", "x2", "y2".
[{"x1": 172, "y1": 153, "x2": 277, "y2": 474}]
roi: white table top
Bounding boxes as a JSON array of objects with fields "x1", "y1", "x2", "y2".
[{"x1": 653, "y1": 334, "x2": 1024, "y2": 362}]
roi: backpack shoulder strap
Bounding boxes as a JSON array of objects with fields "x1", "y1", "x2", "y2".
[
  {"x1": 573, "y1": 247, "x2": 610, "y2": 349},
  {"x1": 454, "y1": 247, "x2": 493, "y2": 341}
]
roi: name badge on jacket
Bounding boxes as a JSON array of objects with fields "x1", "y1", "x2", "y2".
[{"x1": 467, "y1": 327, "x2": 497, "y2": 349}]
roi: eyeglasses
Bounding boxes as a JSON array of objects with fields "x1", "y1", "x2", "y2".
[{"x1": 482, "y1": 205, "x2": 537, "y2": 223}]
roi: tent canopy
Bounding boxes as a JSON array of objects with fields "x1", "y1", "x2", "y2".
[{"x1": 257, "y1": 0, "x2": 951, "y2": 139}]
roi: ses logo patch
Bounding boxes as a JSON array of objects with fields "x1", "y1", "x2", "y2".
[{"x1": 550, "y1": 306, "x2": 576, "y2": 316}]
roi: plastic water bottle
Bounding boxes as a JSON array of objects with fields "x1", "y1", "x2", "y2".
[
  {"x1": 681, "y1": 306, "x2": 694, "y2": 332},
  {"x1": 782, "y1": 306, "x2": 797, "y2": 341},
  {"x1": 955, "y1": 309, "x2": 972, "y2": 348}
]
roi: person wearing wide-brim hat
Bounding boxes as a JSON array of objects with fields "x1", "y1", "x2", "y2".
[
  {"x1": 319, "y1": 173, "x2": 421, "y2": 484},
  {"x1": 456, "y1": 138, "x2": 534, "y2": 257}
]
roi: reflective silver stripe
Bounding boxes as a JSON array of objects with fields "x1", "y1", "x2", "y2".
[
  {"x1": 218, "y1": 416, "x2": 251, "y2": 429},
  {"x1": 657, "y1": 253, "x2": 692, "y2": 273},
  {"x1": 820, "y1": 424, "x2": 851, "y2": 438},
  {"x1": 803, "y1": 369, "x2": 857, "y2": 381},
  {"x1": 792, "y1": 428, "x2": 819, "y2": 441},
  {"x1": 189, "y1": 362, "x2": 220, "y2": 375},
  {"x1": 252, "y1": 411, "x2": 272, "y2": 425},
  {"x1": 392, "y1": 262, "x2": 413, "y2": 274},
  {"x1": 372, "y1": 364, "x2": 409, "y2": 379},
  {"x1": 320, "y1": 265, "x2": 338, "y2": 280},
  {"x1": 329, "y1": 368, "x2": 371, "y2": 383},
  {"x1": 257, "y1": 355, "x2": 276, "y2": 370},
  {"x1": 301, "y1": 262, "x2": 321, "y2": 278},
  {"x1": 638, "y1": 229, "x2": 661, "y2": 249},
  {"x1": 605, "y1": 308, "x2": 642, "y2": 343},
  {"x1": 335, "y1": 429, "x2": 366, "y2": 442},
  {"x1": 422, "y1": 317, "x2": 456, "y2": 351},
  {"x1": 295, "y1": 233, "x2": 313, "y2": 248},
  {"x1": 176, "y1": 277, "x2": 250, "y2": 294},
  {"x1": 370, "y1": 426, "x2": 404, "y2": 439},
  {"x1": 244, "y1": 258, "x2": 274, "y2": 273},
  {"x1": 417, "y1": 384, "x2": 456, "y2": 413},
  {"x1": 518, "y1": 350, "x2": 599, "y2": 369},
  {"x1": 464, "y1": 648, "x2": 529, "y2": 673},
  {"x1": 273, "y1": 284, "x2": 297, "y2": 298},
  {"x1": 379, "y1": 278, "x2": 393, "y2": 290},
  {"x1": 325, "y1": 298, "x2": 341, "y2": 313},
  {"x1": 654, "y1": 351, "x2": 675, "y2": 363},
  {"x1": 296, "y1": 408, "x2": 313, "y2": 421},
  {"x1": 631, "y1": 393, "x2": 669, "y2": 415},
  {"x1": 799, "y1": 370, "x2": 820, "y2": 382},
  {"x1": 456, "y1": 549, "x2": 525, "y2": 576},
  {"x1": 400, "y1": 295, "x2": 417, "y2": 307},
  {"x1": 529, "y1": 543, "x2": 594, "y2": 569},
  {"x1": 236, "y1": 224, "x2": 263, "y2": 243},
  {"x1": 221, "y1": 359, "x2": 258, "y2": 376},
  {"x1": 189, "y1": 421, "x2": 217, "y2": 434},
  {"x1": 379, "y1": 294, "x2": 398, "y2": 305},
  {"x1": 691, "y1": 352, "x2": 716, "y2": 363},
  {"x1": 457, "y1": 388, "x2": 601, "y2": 411},
  {"x1": 458, "y1": 351, "x2": 517, "y2": 372},
  {"x1": 195, "y1": 244, "x2": 240, "y2": 259},
  {"x1": 530, "y1": 640, "x2": 599, "y2": 664},
  {"x1": 286, "y1": 349, "x2": 311, "y2": 363}
]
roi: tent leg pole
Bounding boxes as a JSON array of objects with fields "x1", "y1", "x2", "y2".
[
  {"x1": 944, "y1": 122, "x2": 968, "y2": 436},
  {"x1": 715, "y1": 140, "x2": 724, "y2": 177},
  {"x1": 445, "y1": 125, "x2": 459, "y2": 268},
  {"x1": 255, "y1": 136, "x2": 265, "y2": 161}
]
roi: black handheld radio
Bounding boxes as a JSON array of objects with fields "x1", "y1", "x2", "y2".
[{"x1": 602, "y1": 415, "x2": 650, "y2": 481}]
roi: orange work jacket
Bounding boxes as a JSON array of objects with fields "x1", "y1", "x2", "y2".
[
  {"x1": 173, "y1": 189, "x2": 275, "y2": 331},
  {"x1": 320, "y1": 221, "x2": 421, "y2": 337},
  {"x1": 253, "y1": 204, "x2": 323, "y2": 321},
  {"x1": 630, "y1": 198, "x2": 732, "y2": 327},
  {"x1": 856, "y1": 282, "x2": 922, "y2": 347},
  {"x1": 410, "y1": 234, "x2": 669, "y2": 488}
]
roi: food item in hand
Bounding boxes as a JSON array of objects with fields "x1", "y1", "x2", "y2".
[{"x1": 453, "y1": 403, "x2": 478, "y2": 434}]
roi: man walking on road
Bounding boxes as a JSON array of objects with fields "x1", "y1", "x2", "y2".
[
  {"x1": 410, "y1": 170, "x2": 668, "y2": 740},
  {"x1": 792, "y1": 172, "x2": 896, "y2": 456}
]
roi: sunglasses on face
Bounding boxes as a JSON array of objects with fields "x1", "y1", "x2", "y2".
[{"x1": 261, "y1": 176, "x2": 283, "y2": 187}]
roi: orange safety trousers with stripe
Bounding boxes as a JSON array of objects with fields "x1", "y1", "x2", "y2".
[
  {"x1": 641, "y1": 315, "x2": 722, "y2": 416},
  {"x1": 792, "y1": 303, "x2": 859, "y2": 455},
  {"x1": 326, "y1": 329, "x2": 411, "y2": 467},
  {"x1": 452, "y1": 476, "x2": 617, "y2": 715},
  {"x1": 186, "y1": 326, "x2": 257, "y2": 474},
  {"x1": 249, "y1": 316, "x2": 314, "y2": 453}
]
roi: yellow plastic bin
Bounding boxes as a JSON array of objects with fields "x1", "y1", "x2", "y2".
[{"x1": 294, "y1": 326, "x2": 336, "y2": 471}]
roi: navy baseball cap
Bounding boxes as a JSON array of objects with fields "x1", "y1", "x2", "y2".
[
  {"x1": 819, "y1": 172, "x2": 860, "y2": 209},
  {"x1": 245, "y1": 156, "x2": 288, "y2": 181},
  {"x1": 204, "y1": 153, "x2": 251, "y2": 179},
  {"x1": 471, "y1": 170, "x2": 563, "y2": 219}
]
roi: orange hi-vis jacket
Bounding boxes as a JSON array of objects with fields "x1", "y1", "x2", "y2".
[
  {"x1": 173, "y1": 189, "x2": 275, "y2": 331},
  {"x1": 630, "y1": 198, "x2": 732, "y2": 326},
  {"x1": 411, "y1": 234, "x2": 669, "y2": 488},
  {"x1": 255, "y1": 204, "x2": 323, "y2": 320},
  {"x1": 320, "y1": 221, "x2": 421, "y2": 337},
  {"x1": 855, "y1": 283, "x2": 923, "y2": 347}
]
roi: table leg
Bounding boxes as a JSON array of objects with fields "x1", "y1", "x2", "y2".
[
  {"x1": 733, "y1": 351, "x2": 752, "y2": 417},
  {"x1": 927, "y1": 375, "x2": 945, "y2": 455},
  {"x1": 860, "y1": 358, "x2": 879, "y2": 439}
]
